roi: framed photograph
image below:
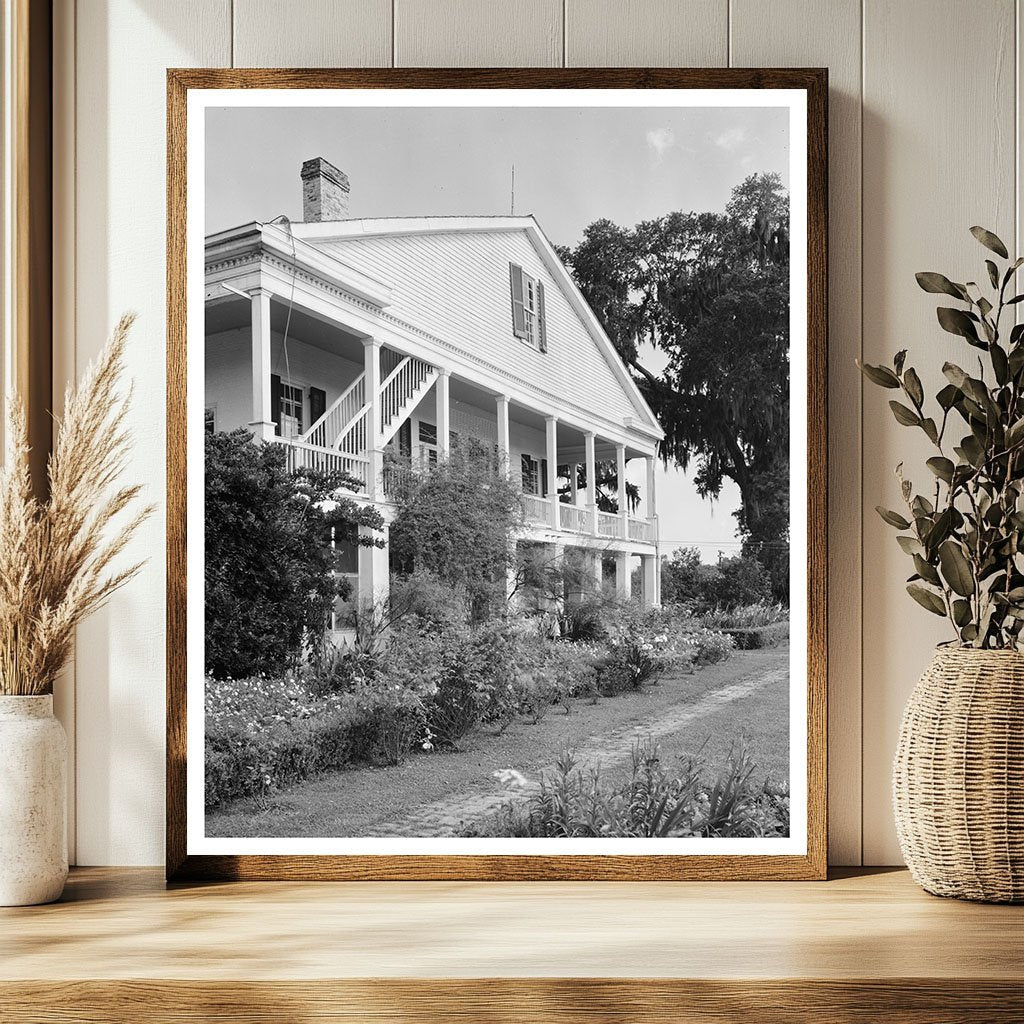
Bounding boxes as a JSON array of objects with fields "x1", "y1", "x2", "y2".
[{"x1": 167, "y1": 68, "x2": 827, "y2": 881}]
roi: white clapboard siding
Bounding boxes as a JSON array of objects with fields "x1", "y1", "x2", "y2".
[
  {"x1": 321, "y1": 229, "x2": 643, "y2": 428},
  {"x1": 861, "y1": 0, "x2": 1018, "y2": 865},
  {"x1": 566, "y1": 0, "x2": 728, "y2": 67},
  {"x1": 394, "y1": 0, "x2": 563, "y2": 67},
  {"x1": 233, "y1": 0, "x2": 393, "y2": 67},
  {"x1": 731, "y1": 0, "x2": 864, "y2": 866},
  {"x1": 70, "y1": 0, "x2": 232, "y2": 866}
]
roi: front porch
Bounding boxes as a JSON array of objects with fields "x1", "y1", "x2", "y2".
[{"x1": 205, "y1": 246, "x2": 662, "y2": 616}]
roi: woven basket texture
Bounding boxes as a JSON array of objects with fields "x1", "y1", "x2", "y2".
[{"x1": 893, "y1": 647, "x2": 1024, "y2": 902}]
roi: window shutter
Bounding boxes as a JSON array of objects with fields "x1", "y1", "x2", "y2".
[
  {"x1": 308, "y1": 386, "x2": 326, "y2": 427},
  {"x1": 536, "y1": 281, "x2": 548, "y2": 352},
  {"x1": 397, "y1": 419, "x2": 412, "y2": 458},
  {"x1": 509, "y1": 263, "x2": 527, "y2": 339},
  {"x1": 270, "y1": 373, "x2": 282, "y2": 434},
  {"x1": 541, "y1": 458, "x2": 549, "y2": 497}
]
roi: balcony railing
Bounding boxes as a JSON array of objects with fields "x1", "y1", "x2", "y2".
[
  {"x1": 276, "y1": 438, "x2": 370, "y2": 494},
  {"x1": 628, "y1": 516, "x2": 655, "y2": 542},
  {"x1": 559, "y1": 503, "x2": 591, "y2": 534},
  {"x1": 597, "y1": 511, "x2": 624, "y2": 538},
  {"x1": 522, "y1": 494, "x2": 551, "y2": 524}
]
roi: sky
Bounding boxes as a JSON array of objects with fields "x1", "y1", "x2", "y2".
[{"x1": 206, "y1": 104, "x2": 790, "y2": 561}]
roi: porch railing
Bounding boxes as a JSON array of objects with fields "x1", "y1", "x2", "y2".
[
  {"x1": 302, "y1": 373, "x2": 365, "y2": 450},
  {"x1": 597, "y1": 511, "x2": 624, "y2": 538},
  {"x1": 628, "y1": 516, "x2": 655, "y2": 542},
  {"x1": 277, "y1": 438, "x2": 370, "y2": 494},
  {"x1": 559, "y1": 503, "x2": 590, "y2": 534},
  {"x1": 379, "y1": 355, "x2": 435, "y2": 441},
  {"x1": 522, "y1": 494, "x2": 551, "y2": 524}
]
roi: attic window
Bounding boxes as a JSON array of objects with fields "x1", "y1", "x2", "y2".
[{"x1": 509, "y1": 263, "x2": 547, "y2": 352}]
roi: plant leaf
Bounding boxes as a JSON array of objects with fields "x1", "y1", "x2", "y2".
[
  {"x1": 939, "y1": 540, "x2": 975, "y2": 598},
  {"x1": 952, "y1": 599, "x2": 972, "y2": 628},
  {"x1": 877, "y1": 506, "x2": 911, "y2": 530},
  {"x1": 985, "y1": 260, "x2": 1000, "y2": 289},
  {"x1": 970, "y1": 226, "x2": 1009, "y2": 259},
  {"x1": 937, "y1": 307, "x2": 981, "y2": 343},
  {"x1": 855, "y1": 360, "x2": 900, "y2": 388},
  {"x1": 913, "y1": 554, "x2": 942, "y2": 587},
  {"x1": 889, "y1": 401, "x2": 921, "y2": 427},
  {"x1": 897, "y1": 534, "x2": 925, "y2": 557},
  {"x1": 915, "y1": 272, "x2": 969, "y2": 300},
  {"x1": 927, "y1": 456, "x2": 955, "y2": 482},
  {"x1": 903, "y1": 367, "x2": 924, "y2": 407},
  {"x1": 907, "y1": 583, "x2": 947, "y2": 617}
]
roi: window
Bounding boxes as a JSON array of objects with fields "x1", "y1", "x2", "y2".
[
  {"x1": 417, "y1": 421, "x2": 439, "y2": 467},
  {"x1": 521, "y1": 454, "x2": 549, "y2": 497},
  {"x1": 509, "y1": 263, "x2": 547, "y2": 352},
  {"x1": 278, "y1": 382, "x2": 303, "y2": 438},
  {"x1": 204, "y1": 407, "x2": 216, "y2": 434}
]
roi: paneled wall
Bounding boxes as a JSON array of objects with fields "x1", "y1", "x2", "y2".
[{"x1": 54, "y1": 0, "x2": 1023, "y2": 866}]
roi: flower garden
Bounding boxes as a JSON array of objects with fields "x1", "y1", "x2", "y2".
[{"x1": 205, "y1": 595, "x2": 794, "y2": 840}]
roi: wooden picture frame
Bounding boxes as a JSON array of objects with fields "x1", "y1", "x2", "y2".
[{"x1": 167, "y1": 68, "x2": 827, "y2": 882}]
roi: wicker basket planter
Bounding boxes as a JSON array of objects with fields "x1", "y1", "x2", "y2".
[{"x1": 893, "y1": 647, "x2": 1024, "y2": 902}]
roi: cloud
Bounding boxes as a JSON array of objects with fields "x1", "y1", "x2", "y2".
[
  {"x1": 645, "y1": 127, "x2": 675, "y2": 160},
  {"x1": 714, "y1": 126, "x2": 748, "y2": 152}
]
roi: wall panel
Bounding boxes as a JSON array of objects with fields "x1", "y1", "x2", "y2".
[
  {"x1": 566, "y1": 0, "x2": 727, "y2": 67},
  {"x1": 53, "y1": 0, "x2": 1023, "y2": 865},
  {"x1": 394, "y1": 0, "x2": 563, "y2": 67},
  {"x1": 730, "y1": 0, "x2": 863, "y2": 864},
  {"x1": 861, "y1": 0, "x2": 1017, "y2": 864},
  {"x1": 71, "y1": 0, "x2": 231, "y2": 865},
  {"x1": 233, "y1": 0, "x2": 392, "y2": 67}
]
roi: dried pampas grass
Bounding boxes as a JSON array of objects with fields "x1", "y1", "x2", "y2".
[{"x1": 0, "y1": 313, "x2": 153, "y2": 695}]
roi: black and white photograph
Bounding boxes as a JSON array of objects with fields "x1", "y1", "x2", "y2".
[{"x1": 189, "y1": 87, "x2": 809, "y2": 858}]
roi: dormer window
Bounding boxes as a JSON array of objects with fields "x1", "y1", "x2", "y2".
[{"x1": 509, "y1": 263, "x2": 548, "y2": 352}]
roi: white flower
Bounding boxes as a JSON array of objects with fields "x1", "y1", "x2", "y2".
[{"x1": 493, "y1": 768, "x2": 529, "y2": 790}]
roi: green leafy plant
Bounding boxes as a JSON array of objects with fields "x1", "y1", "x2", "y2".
[
  {"x1": 859, "y1": 226, "x2": 1024, "y2": 648},
  {"x1": 463, "y1": 739, "x2": 789, "y2": 839}
]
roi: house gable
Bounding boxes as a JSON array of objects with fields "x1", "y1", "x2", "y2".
[{"x1": 291, "y1": 218, "x2": 662, "y2": 438}]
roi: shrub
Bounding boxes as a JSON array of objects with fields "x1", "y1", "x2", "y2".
[
  {"x1": 204, "y1": 674, "x2": 376, "y2": 809},
  {"x1": 687, "y1": 628, "x2": 736, "y2": 665},
  {"x1": 722, "y1": 621, "x2": 790, "y2": 651},
  {"x1": 466, "y1": 739, "x2": 789, "y2": 839},
  {"x1": 701, "y1": 601, "x2": 788, "y2": 629},
  {"x1": 389, "y1": 446, "x2": 524, "y2": 620},
  {"x1": 661, "y1": 547, "x2": 772, "y2": 612},
  {"x1": 205, "y1": 429, "x2": 384, "y2": 678}
]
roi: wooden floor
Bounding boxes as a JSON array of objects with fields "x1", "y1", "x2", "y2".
[{"x1": 2, "y1": 866, "x2": 1022, "y2": 1022}]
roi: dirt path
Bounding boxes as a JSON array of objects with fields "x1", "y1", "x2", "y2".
[
  {"x1": 207, "y1": 645, "x2": 790, "y2": 839},
  {"x1": 386, "y1": 661, "x2": 787, "y2": 836}
]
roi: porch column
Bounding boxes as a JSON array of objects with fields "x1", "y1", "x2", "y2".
[
  {"x1": 614, "y1": 550, "x2": 630, "y2": 601},
  {"x1": 550, "y1": 540, "x2": 565, "y2": 612},
  {"x1": 545, "y1": 415, "x2": 559, "y2": 529},
  {"x1": 248, "y1": 288, "x2": 275, "y2": 441},
  {"x1": 585, "y1": 431, "x2": 597, "y2": 536},
  {"x1": 641, "y1": 553, "x2": 658, "y2": 608},
  {"x1": 590, "y1": 549, "x2": 603, "y2": 590},
  {"x1": 616, "y1": 444, "x2": 628, "y2": 528},
  {"x1": 436, "y1": 368, "x2": 451, "y2": 458},
  {"x1": 496, "y1": 394, "x2": 511, "y2": 476},
  {"x1": 645, "y1": 456, "x2": 657, "y2": 520},
  {"x1": 357, "y1": 523, "x2": 389, "y2": 608},
  {"x1": 570, "y1": 463, "x2": 580, "y2": 505},
  {"x1": 363, "y1": 338, "x2": 382, "y2": 500}
]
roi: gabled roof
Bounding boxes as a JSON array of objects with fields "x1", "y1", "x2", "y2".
[{"x1": 291, "y1": 216, "x2": 664, "y2": 438}]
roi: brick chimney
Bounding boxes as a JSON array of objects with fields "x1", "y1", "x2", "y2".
[{"x1": 301, "y1": 157, "x2": 349, "y2": 221}]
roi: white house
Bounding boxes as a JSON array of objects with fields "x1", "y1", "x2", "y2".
[{"x1": 204, "y1": 157, "x2": 664, "y2": 623}]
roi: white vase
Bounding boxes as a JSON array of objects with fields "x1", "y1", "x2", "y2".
[{"x1": 0, "y1": 695, "x2": 68, "y2": 906}]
